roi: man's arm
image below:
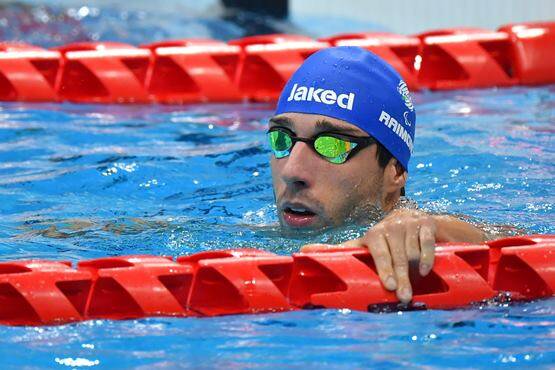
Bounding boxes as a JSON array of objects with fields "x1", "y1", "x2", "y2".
[
  {"x1": 434, "y1": 214, "x2": 486, "y2": 243},
  {"x1": 301, "y1": 208, "x2": 488, "y2": 304}
]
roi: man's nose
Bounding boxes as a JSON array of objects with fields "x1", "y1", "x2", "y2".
[{"x1": 280, "y1": 141, "x2": 317, "y2": 189}]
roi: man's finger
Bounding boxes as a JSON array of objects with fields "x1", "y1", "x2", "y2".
[
  {"x1": 340, "y1": 238, "x2": 364, "y2": 248},
  {"x1": 299, "y1": 243, "x2": 358, "y2": 253},
  {"x1": 386, "y1": 228, "x2": 412, "y2": 303},
  {"x1": 419, "y1": 220, "x2": 436, "y2": 276},
  {"x1": 300, "y1": 243, "x2": 332, "y2": 253},
  {"x1": 404, "y1": 220, "x2": 420, "y2": 263},
  {"x1": 363, "y1": 232, "x2": 396, "y2": 291}
]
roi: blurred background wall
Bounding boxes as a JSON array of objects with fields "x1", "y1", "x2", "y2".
[
  {"x1": 290, "y1": 0, "x2": 555, "y2": 34},
  {"x1": 3, "y1": 0, "x2": 554, "y2": 46},
  {"x1": 21, "y1": 0, "x2": 555, "y2": 35}
]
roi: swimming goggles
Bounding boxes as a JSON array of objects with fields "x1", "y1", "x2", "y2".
[{"x1": 267, "y1": 127, "x2": 377, "y2": 164}]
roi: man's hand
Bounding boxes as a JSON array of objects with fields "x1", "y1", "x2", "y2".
[
  {"x1": 346, "y1": 209, "x2": 435, "y2": 303},
  {"x1": 301, "y1": 209, "x2": 486, "y2": 304}
]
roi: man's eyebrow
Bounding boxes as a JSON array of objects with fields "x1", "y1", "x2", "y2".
[
  {"x1": 269, "y1": 116, "x2": 293, "y2": 128},
  {"x1": 315, "y1": 119, "x2": 361, "y2": 135}
]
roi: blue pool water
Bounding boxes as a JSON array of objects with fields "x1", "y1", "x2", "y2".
[
  {"x1": 0, "y1": 85, "x2": 553, "y2": 370},
  {"x1": 1, "y1": 2, "x2": 555, "y2": 369}
]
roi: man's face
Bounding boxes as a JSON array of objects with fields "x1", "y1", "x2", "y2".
[{"x1": 270, "y1": 112, "x2": 387, "y2": 231}]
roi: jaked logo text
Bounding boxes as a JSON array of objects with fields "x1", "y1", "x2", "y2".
[{"x1": 287, "y1": 84, "x2": 355, "y2": 110}]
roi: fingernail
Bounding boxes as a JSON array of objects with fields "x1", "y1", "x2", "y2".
[
  {"x1": 385, "y1": 276, "x2": 396, "y2": 290},
  {"x1": 400, "y1": 287, "x2": 412, "y2": 303},
  {"x1": 420, "y1": 264, "x2": 430, "y2": 276}
]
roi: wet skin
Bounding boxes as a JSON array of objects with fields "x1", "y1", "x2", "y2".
[
  {"x1": 270, "y1": 112, "x2": 486, "y2": 303},
  {"x1": 270, "y1": 113, "x2": 386, "y2": 230}
]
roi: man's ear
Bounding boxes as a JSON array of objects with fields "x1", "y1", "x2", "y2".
[{"x1": 383, "y1": 157, "x2": 407, "y2": 193}]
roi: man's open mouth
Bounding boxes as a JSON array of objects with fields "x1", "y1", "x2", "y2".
[{"x1": 282, "y1": 205, "x2": 317, "y2": 228}]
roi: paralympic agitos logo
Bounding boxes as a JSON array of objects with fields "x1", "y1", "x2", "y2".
[
  {"x1": 397, "y1": 80, "x2": 414, "y2": 112},
  {"x1": 286, "y1": 83, "x2": 355, "y2": 110}
]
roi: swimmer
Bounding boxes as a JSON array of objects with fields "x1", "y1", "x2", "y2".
[{"x1": 269, "y1": 46, "x2": 488, "y2": 304}]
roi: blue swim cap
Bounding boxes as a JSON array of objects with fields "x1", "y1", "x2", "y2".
[{"x1": 275, "y1": 46, "x2": 416, "y2": 170}]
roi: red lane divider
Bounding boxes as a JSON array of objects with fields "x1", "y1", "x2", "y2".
[
  {"x1": 53, "y1": 42, "x2": 151, "y2": 103},
  {"x1": 0, "y1": 43, "x2": 60, "y2": 102},
  {"x1": 78, "y1": 255, "x2": 193, "y2": 319},
  {"x1": 229, "y1": 34, "x2": 328, "y2": 101},
  {"x1": 179, "y1": 249, "x2": 294, "y2": 316},
  {"x1": 499, "y1": 22, "x2": 555, "y2": 85},
  {"x1": 0, "y1": 21, "x2": 553, "y2": 103},
  {"x1": 415, "y1": 28, "x2": 517, "y2": 90},
  {"x1": 0, "y1": 260, "x2": 91, "y2": 325},
  {"x1": 0, "y1": 235, "x2": 553, "y2": 326},
  {"x1": 142, "y1": 39, "x2": 243, "y2": 103}
]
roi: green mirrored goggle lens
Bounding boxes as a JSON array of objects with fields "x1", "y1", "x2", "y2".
[
  {"x1": 314, "y1": 135, "x2": 357, "y2": 164},
  {"x1": 268, "y1": 130, "x2": 292, "y2": 158},
  {"x1": 268, "y1": 130, "x2": 359, "y2": 164}
]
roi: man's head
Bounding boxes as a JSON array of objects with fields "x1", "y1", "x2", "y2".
[{"x1": 269, "y1": 46, "x2": 416, "y2": 230}]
